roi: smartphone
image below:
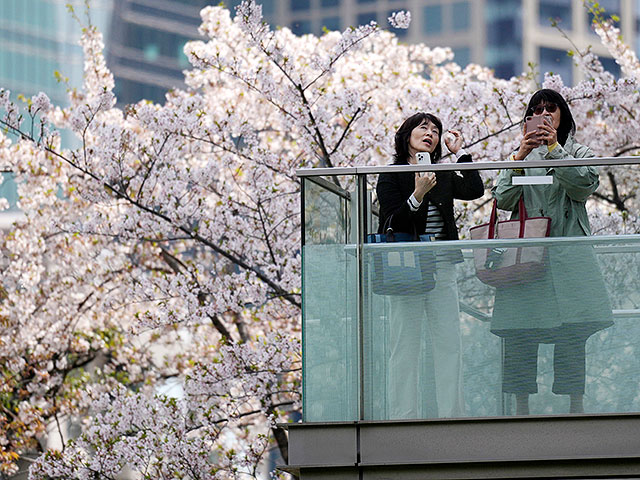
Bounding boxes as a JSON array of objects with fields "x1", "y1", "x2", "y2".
[
  {"x1": 416, "y1": 152, "x2": 431, "y2": 164},
  {"x1": 525, "y1": 115, "x2": 545, "y2": 135}
]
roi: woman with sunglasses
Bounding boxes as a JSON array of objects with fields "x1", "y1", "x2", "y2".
[{"x1": 490, "y1": 89, "x2": 613, "y2": 415}]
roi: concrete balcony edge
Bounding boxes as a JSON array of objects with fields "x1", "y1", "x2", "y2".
[{"x1": 278, "y1": 413, "x2": 640, "y2": 479}]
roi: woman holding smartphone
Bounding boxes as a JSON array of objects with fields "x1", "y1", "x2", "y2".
[
  {"x1": 491, "y1": 89, "x2": 613, "y2": 415},
  {"x1": 376, "y1": 112, "x2": 483, "y2": 419}
]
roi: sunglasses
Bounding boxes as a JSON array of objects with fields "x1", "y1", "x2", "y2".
[{"x1": 532, "y1": 103, "x2": 558, "y2": 115}]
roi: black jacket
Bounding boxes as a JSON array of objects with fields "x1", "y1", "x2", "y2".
[{"x1": 376, "y1": 154, "x2": 484, "y2": 239}]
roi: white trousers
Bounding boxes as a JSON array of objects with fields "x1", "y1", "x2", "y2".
[{"x1": 387, "y1": 261, "x2": 464, "y2": 419}]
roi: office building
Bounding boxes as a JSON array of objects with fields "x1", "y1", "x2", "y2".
[
  {"x1": 106, "y1": 0, "x2": 209, "y2": 105},
  {"x1": 0, "y1": 0, "x2": 112, "y2": 216},
  {"x1": 269, "y1": 0, "x2": 640, "y2": 83}
]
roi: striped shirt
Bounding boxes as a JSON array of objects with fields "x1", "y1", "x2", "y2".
[
  {"x1": 424, "y1": 202, "x2": 445, "y2": 239},
  {"x1": 407, "y1": 195, "x2": 445, "y2": 239}
]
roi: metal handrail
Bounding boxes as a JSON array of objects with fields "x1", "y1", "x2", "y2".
[{"x1": 296, "y1": 156, "x2": 640, "y2": 177}]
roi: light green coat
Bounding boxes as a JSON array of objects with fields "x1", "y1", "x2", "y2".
[{"x1": 490, "y1": 137, "x2": 613, "y2": 335}]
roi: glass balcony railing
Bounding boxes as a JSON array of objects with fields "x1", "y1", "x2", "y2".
[{"x1": 300, "y1": 159, "x2": 640, "y2": 422}]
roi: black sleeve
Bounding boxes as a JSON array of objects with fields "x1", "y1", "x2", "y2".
[
  {"x1": 376, "y1": 172, "x2": 414, "y2": 232},
  {"x1": 451, "y1": 153, "x2": 484, "y2": 200}
]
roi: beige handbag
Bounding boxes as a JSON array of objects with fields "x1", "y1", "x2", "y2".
[{"x1": 470, "y1": 197, "x2": 551, "y2": 288}]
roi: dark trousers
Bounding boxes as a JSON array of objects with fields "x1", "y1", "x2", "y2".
[{"x1": 502, "y1": 327, "x2": 592, "y2": 395}]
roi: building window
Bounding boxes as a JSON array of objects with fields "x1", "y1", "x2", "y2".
[
  {"x1": 322, "y1": 16, "x2": 341, "y2": 32},
  {"x1": 451, "y1": 1, "x2": 471, "y2": 32},
  {"x1": 123, "y1": 24, "x2": 191, "y2": 61},
  {"x1": 487, "y1": 17, "x2": 519, "y2": 46},
  {"x1": 291, "y1": 0, "x2": 311, "y2": 11},
  {"x1": 291, "y1": 19, "x2": 312, "y2": 35},
  {"x1": 178, "y1": 42, "x2": 190, "y2": 68},
  {"x1": 539, "y1": 0, "x2": 571, "y2": 28},
  {"x1": 423, "y1": 5, "x2": 443, "y2": 35},
  {"x1": 539, "y1": 47, "x2": 573, "y2": 85},
  {"x1": 115, "y1": 78, "x2": 166, "y2": 105},
  {"x1": 321, "y1": 0, "x2": 340, "y2": 6},
  {"x1": 600, "y1": 56, "x2": 621, "y2": 78},
  {"x1": 260, "y1": 0, "x2": 275, "y2": 15},
  {"x1": 452, "y1": 46, "x2": 471, "y2": 67},
  {"x1": 143, "y1": 44, "x2": 159, "y2": 62},
  {"x1": 492, "y1": 61, "x2": 517, "y2": 79},
  {"x1": 357, "y1": 11, "x2": 377, "y2": 26}
]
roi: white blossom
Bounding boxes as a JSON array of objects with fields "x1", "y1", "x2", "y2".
[{"x1": 388, "y1": 10, "x2": 412, "y2": 29}]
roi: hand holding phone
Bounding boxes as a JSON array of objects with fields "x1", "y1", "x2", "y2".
[{"x1": 525, "y1": 116, "x2": 545, "y2": 136}]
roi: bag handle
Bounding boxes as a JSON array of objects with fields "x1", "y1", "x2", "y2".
[
  {"x1": 383, "y1": 214, "x2": 396, "y2": 242},
  {"x1": 488, "y1": 196, "x2": 530, "y2": 239}
]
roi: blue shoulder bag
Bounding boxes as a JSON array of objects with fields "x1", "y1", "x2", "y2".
[{"x1": 366, "y1": 214, "x2": 437, "y2": 296}]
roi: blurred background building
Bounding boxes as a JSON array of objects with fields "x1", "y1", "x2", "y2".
[
  {"x1": 1, "y1": 0, "x2": 638, "y2": 109},
  {"x1": 106, "y1": 0, "x2": 209, "y2": 104},
  {"x1": 259, "y1": 0, "x2": 638, "y2": 83}
]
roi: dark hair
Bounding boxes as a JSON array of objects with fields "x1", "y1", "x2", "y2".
[
  {"x1": 523, "y1": 89, "x2": 575, "y2": 146},
  {"x1": 393, "y1": 112, "x2": 443, "y2": 164}
]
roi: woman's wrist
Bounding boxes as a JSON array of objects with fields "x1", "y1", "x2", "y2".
[{"x1": 407, "y1": 193, "x2": 422, "y2": 211}]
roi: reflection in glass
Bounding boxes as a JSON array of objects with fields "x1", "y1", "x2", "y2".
[
  {"x1": 302, "y1": 177, "x2": 357, "y2": 422},
  {"x1": 301, "y1": 165, "x2": 640, "y2": 421}
]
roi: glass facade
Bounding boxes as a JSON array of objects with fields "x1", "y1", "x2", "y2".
[
  {"x1": 291, "y1": 19, "x2": 313, "y2": 35},
  {"x1": 485, "y1": 0, "x2": 522, "y2": 79},
  {"x1": 302, "y1": 176, "x2": 358, "y2": 421},
  {"x1": 107, "y1": 0, "x2": 209, "y2": 105},
  {"x1": 0, "y1": 0, "x2": 112, "y2": 209},
  {"x1": 453, "y1": 46, "x2": 471, "y2": 67},
  {"x1": 451, "y1": 1, "x2": 471, "y2": 32},
  {"x1": 301, "y1": 161, "x2": 640, "y2": 422},
  {"x1": 0, "y1": 0, "x2": 110, "y2": 106},
  {"x1": 321, "y1": 16, "x2": 341, "y2": 32},
  {"x1": 357, "y1": 11, "x2": 378, "y2": 25},
  {"x1": 539, "y1": 0, "x2": 572, "y2": 29},
  {"x1": 423, "y1": 5, "x2": 443, "y2": 35},
  {"x1": 540, "y1": 47, "x2": 573, "y2": 85},
  {"x1": 291, "y1": 0, "x2": 311, "y2": 11},
  {"x1": 600, "y1": 56, "x2": 622, "y2": 78}
]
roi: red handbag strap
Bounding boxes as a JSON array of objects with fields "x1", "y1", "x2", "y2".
[
  {"x1": 488, "y1": 199, "x2": 499, "y2": 239},
  {"x1": 518, "y1": 196, "x2": 529, "y2": 237}
]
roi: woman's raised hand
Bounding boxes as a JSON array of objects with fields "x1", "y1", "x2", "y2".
[
  {"x1": 514, "y1": 129, "x2": 542, "y2": 161},
  {"x1": 445, "y1": 130, "x2": 463, "y2": 154}
]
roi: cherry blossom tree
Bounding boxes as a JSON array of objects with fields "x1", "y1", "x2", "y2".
[{"x1": 0, "y1": 0, "x2": 638, "y2": 478}]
